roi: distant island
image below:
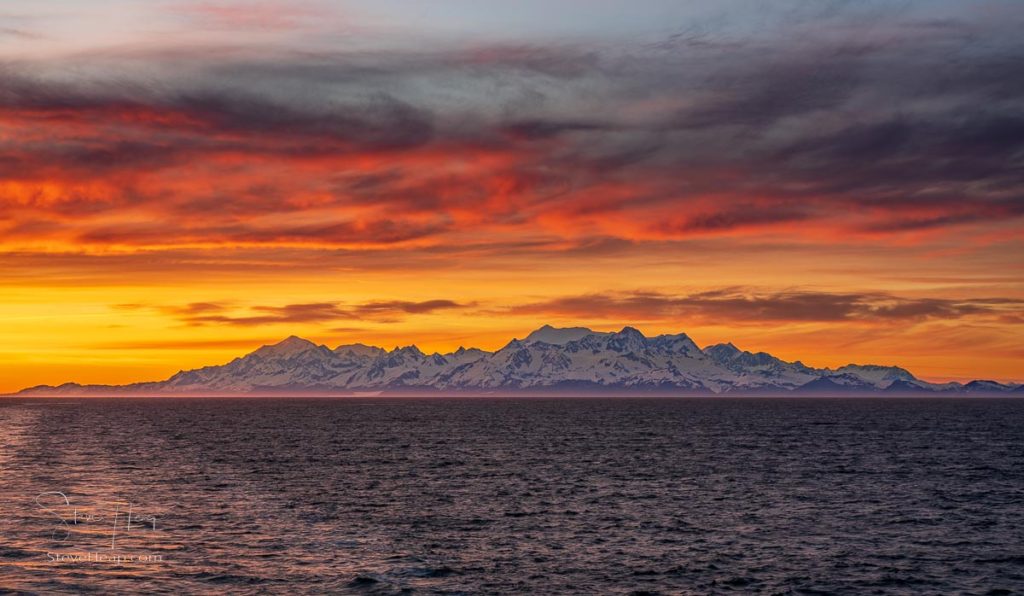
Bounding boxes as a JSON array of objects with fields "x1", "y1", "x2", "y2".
[{"x1": 10, "y1": 326, "x2": 1022, "y2": 397}]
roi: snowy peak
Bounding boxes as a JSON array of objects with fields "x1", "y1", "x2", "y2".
[
  {"x1": 963, "y1": 380, "x2": 1013, "y2": 393},
  {"x1": 524, "y1": 325, "x2": 605, "y2": 345},
  {"x1": 446, "y1": 347, "x2": 487, "y2": 365},
  {"x1": 649, "y1": 332, "x2": 702, "y2": 356},
  {"x1": 833, "y1": 364, "x2": 916, "y2": 387},
  {"x1": 704, "y1": 342, "x2": 812, "y2": 382},
  {"x1": 606, "y1": 326, "x2": 648, "y2": 353},
  {"x1": 334, "y1": 343, "x2": 386, "y2": 358},
  {"x1": 704, "y1": 342, "x2": 741, "y2": 361},
  {"x1": 449, "y1": 346, "x2": 486, "y2": 357},
  {"x1": 251, "y1": 335, "x2": 322, "y2": 358},
  {"x1": 390, "y1": 345, "x2": 425, "y2": 358}
]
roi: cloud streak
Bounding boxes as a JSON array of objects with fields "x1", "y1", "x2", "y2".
[
  {"x1": 508, "y1": 290, "x2": 1024, "y2": 325},
  {"x1": 152, "y1": 299, "x2": 471, "y2": 326}
]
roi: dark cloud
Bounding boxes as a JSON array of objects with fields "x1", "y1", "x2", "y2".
[
  {"x1": 2, "y1": 5, "x2": 1024, "y2": 248},
  {"x1": 501, "y1": 119, "x2": 614, "y2": 140},
  {"x1": 158, "y1": 299, "x2": 471, "y2": 326},
  {"x1": 669, "y1": 53, "x2": 864, "y2": 132},
  {"x1": 0, "y1": 71, "x2": 434, "y2": 151},
  {"x1": 164, "y1": 302, "x2": 229, "y2": 316},
  {"x1": 0, "y1": 27, "x2": 38, "y2": 39},
  {"x1": 772, "y1": 114, "x2": 1024, "y2": 206},
  {"x1": 173, "y1": 90, "x2": 435, "y2": 150},
  {"x1": 350, "y1": 300, "x2": 467, "y2": 316},
  {"x1": 508, "y1": 290, "x2": 1024, "y2": 324},
  {"x1": 652, "y1": 205, "x2": 811, "y2": 234}
]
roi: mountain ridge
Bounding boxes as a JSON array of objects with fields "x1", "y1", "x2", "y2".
[{"x1": 8, "y1": 326, "x2": 1021, "y2": 397}]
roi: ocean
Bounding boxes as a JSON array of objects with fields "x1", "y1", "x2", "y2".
[{"x1": 0, "y1": 397, "x2": 1022, "y2": 594}]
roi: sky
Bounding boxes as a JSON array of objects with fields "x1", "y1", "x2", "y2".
[{"x1": 1, "y1": 0, "x2": 1022, "y2": 392}]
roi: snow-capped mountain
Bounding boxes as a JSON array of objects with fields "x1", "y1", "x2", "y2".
[
  {"x1": 523, "y1": 324, "x2": 608, "y2": 345},
  {"x1": 10, "y1": 326, "x2": 1021, "y2": 396}
]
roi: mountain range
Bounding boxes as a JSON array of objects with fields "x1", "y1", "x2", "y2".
[{"x1": 10, "y1": 325, "x2": 1022, "y2": 397}]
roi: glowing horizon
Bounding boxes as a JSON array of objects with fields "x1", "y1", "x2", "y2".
[{"x1": 2, "y1": 1, "x2": 1022, "y2": 392}]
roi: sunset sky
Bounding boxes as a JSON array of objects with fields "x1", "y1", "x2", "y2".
[{"x1": 2, "y1": 0, "x2": 1022, "y2": 392}]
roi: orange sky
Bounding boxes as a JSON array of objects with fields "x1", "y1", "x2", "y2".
[{"x1": 1, "y1": 1, "x2": 1022, "y2": 392}]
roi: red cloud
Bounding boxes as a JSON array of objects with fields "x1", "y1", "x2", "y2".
[{"x1": 2, "y1": 35, "x2": 1023, "y2": 254}]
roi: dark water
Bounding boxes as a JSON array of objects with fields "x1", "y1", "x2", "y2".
[{"x1": 1, "y1": 398, "x2": 1022, "y2": 595}]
